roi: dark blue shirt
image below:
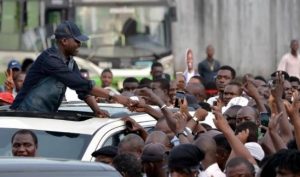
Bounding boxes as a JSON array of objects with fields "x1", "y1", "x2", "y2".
[
  {"x1": 11, "y1": 47, "x2": 93, "y2": 109},
  {"x1": 198, "y1": 59, "x2": 221, "y2": 85}
]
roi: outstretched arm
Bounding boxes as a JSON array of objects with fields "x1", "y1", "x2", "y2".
[
  {"x1": 84, "y1": 95, "x2": 109, "y2": 118},
  {"x1": 213, "y1": 108, "x2": 257, "y2": 165}
]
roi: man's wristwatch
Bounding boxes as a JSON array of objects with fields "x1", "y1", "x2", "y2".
[
  {"x1": 176, "y1": 131, "x2": 188, "y2": 138},
  {"x1": 108, "y1": 91, "x2": 116, "y2": 101}
]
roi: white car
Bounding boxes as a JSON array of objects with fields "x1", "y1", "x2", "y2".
[
  {"x1": 0, "y1": 103, "x2": 156, "y2": 161},
  {"x1": 0, "y1": 157, "x2": 121, "y2": 177}
]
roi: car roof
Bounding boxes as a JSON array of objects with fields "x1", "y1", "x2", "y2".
[
  {"x1": 0, "y1": 157, "x2": 119, "y2": 173},
  {"x1": 0, "y1": 113, "x2": 155, "y2": 135}
]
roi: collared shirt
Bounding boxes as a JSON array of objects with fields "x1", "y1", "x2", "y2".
[
  {"x1": 277, "y1": 53, "x2": 300, "y2": 79},
  {"x1": 204, "y1": 163, "x2": 225, "y2": 177},
  {"x1": 183, "y1": 69, "x2": 198, "y2": 84},
  {"x1": 11, "y1": 47, "x2": 93, "y2": 110}
]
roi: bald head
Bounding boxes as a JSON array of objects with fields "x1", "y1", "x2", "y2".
[
  {"x1": 118, "y1": 134, "x2": 145, "y2": 159},
  {"x1": 193, "y1": 134, "x2": 217, "y2": 169},
  {"x1": 194, "y1": 135, "x2": 217, "y2": 155},
  {"x1": 236, "y1": 106, "x2": 259, "y2": 126},
  {"x1": 186, "y1": 83, "x2": 206, "y2": 102},
  {"x1": 145, "y1": 131, "x2": 172, "y2": 151}
]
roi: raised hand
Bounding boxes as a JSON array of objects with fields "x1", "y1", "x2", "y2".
[
  {"x1": 4, "y1": 69, "x2": 14, "y2": 93},
  {"x1": 193, "y1": 107, "x2": 208, "y2": 121},
  {"x1": 212, "y1": 109, "x2": 231, "y2": 133},
  {"x1": 271, "y1": 71, "x2": 284, "y2": 100},
  {"x1": 285, "y1": 91, "x2": 300, "y2": 124},
  {"x1": 268, "y1": 112, "x2": 283, "y2": 132},
  {"x1": 173, "y1": 112, "x2": 188, "y2": 134},
  {"x1": 237, "y1": 129, "x2": 249, "y2": 144},
  {"x1": 243, "y1": 75, "x2": 260, "y2": 99}
]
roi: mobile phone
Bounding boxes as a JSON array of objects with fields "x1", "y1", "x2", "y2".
[
  {"x1": 260, "y1": 112, "x2": 270, "y2": 127},
  {"x1": 174, "y1": 91, "x2": 185, "y2": 107}
]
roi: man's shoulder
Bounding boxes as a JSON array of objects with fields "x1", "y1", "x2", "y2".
[
  {"x1": 37, "y1": 47, "x2": 62, "y2": 60},
  {"x1": 281, "y1": 53, "x2": 292, "y2": 60},
  {"x1": 198, "y1": 59, "x2": 208, "y2": 67}
]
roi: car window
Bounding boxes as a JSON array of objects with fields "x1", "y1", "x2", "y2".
[
  {"x1": 102, "y1": 126, "x2": 155, "y2": 147},
  {"x1": 0, "y1": 128, "x2": 92, "y2": 160}
]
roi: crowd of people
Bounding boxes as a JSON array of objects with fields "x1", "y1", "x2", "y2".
[{"x1": 1, "y1": 21, "x2": 300, "y2": 177}]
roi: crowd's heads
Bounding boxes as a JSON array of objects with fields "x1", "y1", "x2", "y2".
[
  {"x1": 11, "y1": 129, "x2": 38, "y2": 157},
  {"x1": 100, "y1": 68, "x2": 113, "y2": 88},
  {"x1": 7, "y1": 59, "x2": 21, "y2": 79},
  {"x1": 141, "y1": 143, "x2": 167, "y2": 164},
  {"x1": 236, "y1": 106, "x2": 259, "y2": 126},
  {"x1": 113, "y1": 153, "x2": 143, "y2": 177},
  {"x1": 213, "y1": 134, "x2": 231, "y2": 171},
  {"x1": 55, "y1": 21, "x2": 89, "y2": 42},
  {"x1": 168, "y1": 144, "x2": 204, "y2": 176},
  {"x1": 223, "y1": 105, "x2": 242, "y2": 131},
  {"x1": 260, "y1": 149, "x2": 300, "y2": 177},
  {"x1": 216, "y1": 65, "x2": 236, "y2": 92},
  {"x1": 145, "y1": 131, "x2": 172, "y2": 151},
  {"x1": 225, "y1": 157, "x2": 255, "y2": 177},
  {"x1": 223, "y1": 81, "x2": 243, "y2": 106},
  {"x1": 235, "y1": 121, "x2": 258, "y2": 143},
  {"x1": 21, "y1": 58, "x2": 34, "y2": 73},
  {"x1": 193, "y1": 134, "x2": 217, "y2": 168},
  {"x1": 118, "y1": 134, "x2": 145, "y2": 159},
  {"x1": 123, "y1": 77, "x2": 139, "y2": 93},
  {"x1": 289, "y1": 76, "x2": 300, "y2": 92},
  {"x1": 290, "y1": 39, "x2": 299, "y2": 52},
  {"x1": 151, "y1": 78, "x2": 170, "y2": 104},
  {"x1": 206, "y1": 45, "x2": 215, "y2": 58},
  {"x1": 13, "y1": 72, "x2": 26, "y2": 93},
  {"x1": 141, "y1": 143, "x2": 167, "y2": 177},
  {"x1": 54, "y1": 21, "x2": 89, "y2": 56},
  {"x1": 151, "y1": 62, "x2": 164, "y2": 80},
  {"x1": 7, "y1": 59, "x2": 21, "y2": 71}
]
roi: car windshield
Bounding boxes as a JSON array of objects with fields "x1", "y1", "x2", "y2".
[
  {"x1": 75, "y1": 6, "x2": 170, "y2": 62},
  {"x1": 0, "y1": 128, "x2": 92, "y2": 160}
]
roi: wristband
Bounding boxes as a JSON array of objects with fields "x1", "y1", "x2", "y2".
[
  {"x1": 184, "y1": 127, "x2": 192, "y2": 135},
  {"x1": 192, "y1": 116, "x2": 199, "y2": 122}
]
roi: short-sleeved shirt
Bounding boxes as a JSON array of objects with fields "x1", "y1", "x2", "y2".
[
  {"x1": 277, "y1": 53, "x2": 300, "y2": 79},
  {"x1": 11, "y1": 47, "x2": 93, "y2": 110}
]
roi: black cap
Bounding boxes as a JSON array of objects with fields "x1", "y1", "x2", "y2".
[
  {"x1": 54, "y1": 21, "x2": 89, "y2": 42},
  {"x1": 168, "y1": 144, "x2": 204, "y2": 170},
  {"x1": 91, "y1": 146, "x2": 118, "y2": 158}
]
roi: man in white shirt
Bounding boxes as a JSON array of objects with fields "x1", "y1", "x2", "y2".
[
  {"x1": 194, "y1": 134, "x2": 226, "y2": 177},
  {"x1": 277, "y1": 39, "x2": 300, "y2": 79}
]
